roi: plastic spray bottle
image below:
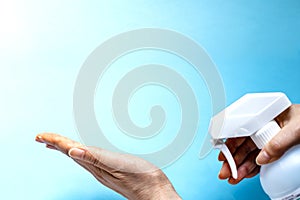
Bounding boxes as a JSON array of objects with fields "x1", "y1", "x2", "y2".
[{"x1": 209, "y1": 92, "x2": 300, "y2": 200}]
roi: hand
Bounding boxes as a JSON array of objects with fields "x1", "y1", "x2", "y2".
[
  {"x1": 35, "y1": 133, "x2": 181, "y2": 200},
  {"x1": 256, "y1": 104, "x2": 300, "y2": 164},
  {"x1": 218, "y1": 137, "x2": 260, "y2": 184},
  {"x1": 218, "y1": 104, "x2": 300, "y2": 184}
]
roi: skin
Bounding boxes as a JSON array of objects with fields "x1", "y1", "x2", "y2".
[
  {"x1": 36, "y1": 133, "x2": 181, "y2": 200},
  {"x1": 218, "y1": 104, "x2": 300, "y2": 184},
  {"x1": 35, "y1": 105, "x2": 300, "y2": 196}
]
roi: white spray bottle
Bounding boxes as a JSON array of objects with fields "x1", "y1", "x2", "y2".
[{"x1": 209, "y1": 92, "x2": 300, "y2": 200}]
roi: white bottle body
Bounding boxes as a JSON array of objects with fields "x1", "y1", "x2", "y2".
[{"x1": 260, "y1": 145, "x2": 300, "y2": 200}]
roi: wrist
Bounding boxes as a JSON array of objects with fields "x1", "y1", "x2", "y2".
[
  {"x1": 129, "y1": 171, "x2": 181, "y2": 200},
  {"x1": 149, "y1": 171, "x2": 181, "y2": 200},
  {"x1": 151, "y1": 183, "x2": 181, "y2": 200},
  {"x1": 134, "y1": 183, "x2": 180, "y2": 200}
]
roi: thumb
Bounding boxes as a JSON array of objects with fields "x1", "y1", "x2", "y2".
[
  {"x1": 68, "y1": 147, "x2": 120, "y2": 172},
  {"x1": 256, "y1": 123, "x2": 300, "y2": 165}
]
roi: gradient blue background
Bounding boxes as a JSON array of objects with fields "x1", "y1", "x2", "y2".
[{"x1": 1, "y1": 0, "x2": 299, "y2": 199}]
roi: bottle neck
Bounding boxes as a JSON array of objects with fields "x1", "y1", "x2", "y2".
[{"x1": 250, "y1": 120, "x2": 281, "y2": 149}]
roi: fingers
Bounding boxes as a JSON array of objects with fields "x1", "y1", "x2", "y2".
[
  {"x1": 36, "y1": 133, "x2": 156, "y2": 174},
  {"x1": 218, "y1": 137, "x2": 247, "y2": 161},
  {"x1": 218, "y1": 161, "x2": 231, "y2": 179},
  {"x1": 36, "y1": 133, "x2": 117, "y2": 171},
  {"x1": 45, "y1": 144, "x2": 58, "y2": 150},
  {"x1": 69, "y1": 146, "x2": 157, "y2": 174},
  {"x1": 227, "y1": 149, "x2": 260, "y2": 185},
  {"x1": 244, "y1": 166, "x2": 260, "y2": 178},
  {"x1": 36, "y1": 133, "x2": 115, "y2": 186},
  {"x1": 232, "y1": 138, "x2": 257, "y2": 166},
  {"x1": 68, "y1": 147, "x2": 123, "y2": 173},
  {"x1": 218, "y1": 138, "x2": 259, "y2": 184},
  {"x1": 219, "y1": 150, "x2": 260, "y2": 184},
  {"x1": 256, "y1": 122, "x2": 300, "y2": 165},
  {"x1": 35, "y1": 133, "x2": 83, "y2": 155}
]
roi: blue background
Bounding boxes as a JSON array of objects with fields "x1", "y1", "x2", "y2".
[{"x1": 1, "y1": 0, "x2": 299, "y2": 199}]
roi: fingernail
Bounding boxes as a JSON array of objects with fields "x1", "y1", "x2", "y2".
[
  {"x1": 35, "y1": 135, "x2": 44, "y2": 143},
  {"x1": 68, "y1": 148, "x2": 85, "y2": 160},
  {"x1": 256, "y1": 150, "x2": 271, "y2": 165}
]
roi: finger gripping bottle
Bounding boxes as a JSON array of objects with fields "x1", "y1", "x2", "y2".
[{"x1": 209, "y1": 92, "x2": 300, "y2": 200}]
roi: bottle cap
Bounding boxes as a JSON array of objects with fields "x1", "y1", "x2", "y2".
[{"x1": 250, "y1": 120, "x2": 281, "y2": 149}]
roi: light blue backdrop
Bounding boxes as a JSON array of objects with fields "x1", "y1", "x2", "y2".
[{"x1": 1, "y1": 0, "x2": 299, "y2": 199}]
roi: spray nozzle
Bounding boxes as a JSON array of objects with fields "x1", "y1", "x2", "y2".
[{"x1": 209, "y1": 92, "x2": 291, "y2": 179}]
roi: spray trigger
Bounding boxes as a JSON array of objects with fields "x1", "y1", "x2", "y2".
[{"x1": 214, "y1": 139, "x2": 238, "y2": 179}]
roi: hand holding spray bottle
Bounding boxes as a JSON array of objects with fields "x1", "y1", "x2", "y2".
[{"x1": 209, "y1": 93, "x2": 300, "y2": 200}]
